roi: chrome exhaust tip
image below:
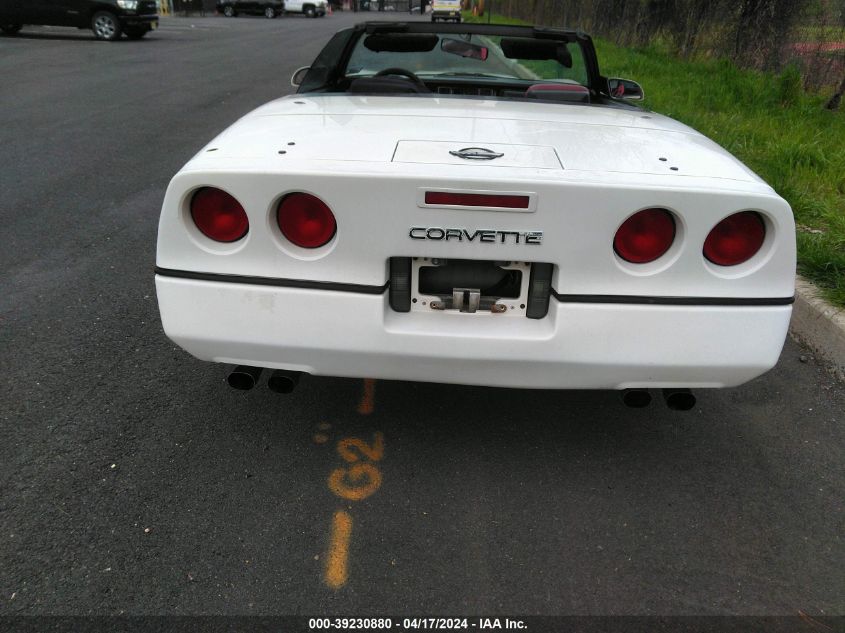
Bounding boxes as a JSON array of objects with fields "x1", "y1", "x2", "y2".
[
  {"x1": 268, "y1": 369, "x2": 301, "y2": 394},
  {"x1": 227, "y1": 365, "x2": 263, "y2": 390},
  {"x1": 621, "y1": 389, "x2": 652, "y2": 408},
  {"x1": 663, "y1": 388, "x2": 696, "y2": 411}
]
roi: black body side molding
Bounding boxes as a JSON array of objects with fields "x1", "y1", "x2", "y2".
[
  {"x1": 552, "y1": 292, "x2": 795, "y2": 306},
  {"x1": 154, "y1": 267, "x2": 388, "y2": 295}
]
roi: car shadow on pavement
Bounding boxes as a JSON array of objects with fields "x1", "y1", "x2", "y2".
[{"x1": 1, "y1": 30, "x2": 154, "y2": 41}]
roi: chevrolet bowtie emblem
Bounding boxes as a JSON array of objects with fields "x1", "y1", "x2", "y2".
[{"x1": 449, "y1": 147, "x2": 504, "y2": 160}]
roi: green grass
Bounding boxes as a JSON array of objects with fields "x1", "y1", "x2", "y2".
[{"x1": 464, "y1": 12, "x2": 845, "y2": 306}]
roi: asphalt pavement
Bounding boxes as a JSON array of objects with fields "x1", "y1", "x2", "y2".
[{"x1": 1, "y1": 14, "x2": 843, "y2": 622}]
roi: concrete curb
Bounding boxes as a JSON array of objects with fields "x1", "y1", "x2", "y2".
[{"x1": 789, "y1": 275, "x2": 845, "y2": 381}]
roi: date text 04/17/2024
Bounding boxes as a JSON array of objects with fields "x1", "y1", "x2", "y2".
[{"x1": 307, "y1": 618, "x2": 527, "y2": 630}]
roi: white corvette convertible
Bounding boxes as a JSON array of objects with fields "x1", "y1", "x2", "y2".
[{"x1": 155, "y1": 22, "x2": 795, "y2": 407}]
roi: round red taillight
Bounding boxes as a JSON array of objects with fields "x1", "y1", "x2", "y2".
[
  {"x1": 190, "y1": 187, "x2": 249, "y2": 242},
  {"x1": 613, "y1": 208, "x2": 676, "y2": 264},
  {"x1": 277, "y1": 193, "x2": 336, "y2": 248},
  {"x1": 703, "y1": 211, "x2": 765, "y2": 266}
]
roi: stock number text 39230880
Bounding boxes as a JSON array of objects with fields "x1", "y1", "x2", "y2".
[{"x1": 308, "y1": 618, "x2": 528, "y2": 630}]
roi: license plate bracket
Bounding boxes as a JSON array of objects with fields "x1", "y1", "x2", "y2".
[{"x1": 411, "y1": 258, "x2": 530, "y2": 316}]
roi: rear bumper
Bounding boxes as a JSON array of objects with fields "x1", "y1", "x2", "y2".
[{"x1": 155, "y1": 274, "x2": 792, "y2": 389}]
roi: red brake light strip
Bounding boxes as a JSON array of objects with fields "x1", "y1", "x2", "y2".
[{"x1": 425, "y1": 192, "x2": 530, "y2": 209}]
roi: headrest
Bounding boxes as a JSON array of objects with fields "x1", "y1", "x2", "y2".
[{"x1": 525, "y1": 83, "x2": 590, "y2": 103}]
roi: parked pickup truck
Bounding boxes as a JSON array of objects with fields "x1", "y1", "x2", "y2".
[
  {"x1": 0, "y1": 0, "x2": 159, "y2": 40},
  {"x1": 283, "y1": 0, "x2": 327, "y2": 17}
]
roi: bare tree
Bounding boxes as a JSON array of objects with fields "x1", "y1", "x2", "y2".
[{"x1": 498, "y1": 0, "x2": 842, "y2": 102}]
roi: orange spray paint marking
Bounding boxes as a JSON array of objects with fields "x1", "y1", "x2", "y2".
[
  {"x1": 328, "y1": 463, "x2": 382, "y2": 501},
  {"x1": 325, "y1": 510, "x2": 353, "y2": 589},
  {"x1": 337, "y1": 432, "x2": 384, "y2": 463},
  {"x1": 357, "y1": 379, "x2": 376, "y2": 415}
]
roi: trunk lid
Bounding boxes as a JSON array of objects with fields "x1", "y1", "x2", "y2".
[{"x1": 200, "y1": 95, "x2": 762, "y2": 183}]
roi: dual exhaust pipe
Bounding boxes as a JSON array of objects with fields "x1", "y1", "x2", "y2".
[
  {"x1": 622, "y1": 388, "x2": 696, "y2": 411},
  {"x1": 227, "y1": 366, "x2": 301, "y2": 393},
  {"x1": 227, "y1": 367, "x2": 695, "y2": 410}
]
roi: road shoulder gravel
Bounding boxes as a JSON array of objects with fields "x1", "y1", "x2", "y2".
[{"x1": 790, "y1": 275, "x2": 845, "y2": 380}]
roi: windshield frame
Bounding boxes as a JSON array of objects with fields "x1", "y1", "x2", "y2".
[{"x1": 298, "y1": 21, "x2": 606, "y2": 98}]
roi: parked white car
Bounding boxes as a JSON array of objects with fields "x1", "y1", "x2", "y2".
[
  {"x1": 283, "y1": 0, "x2": 327, "y2": 17},
  {"x1": 431, "y1": 0, "x2": 461, "y2": 22},
  {"x1": 156, "y1": 22, "x2": 795, "y2": 408}
]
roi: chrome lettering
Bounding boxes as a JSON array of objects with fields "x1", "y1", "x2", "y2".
[{"x1": 410, "y1": 228, "x2": 543, "y2": 245}]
